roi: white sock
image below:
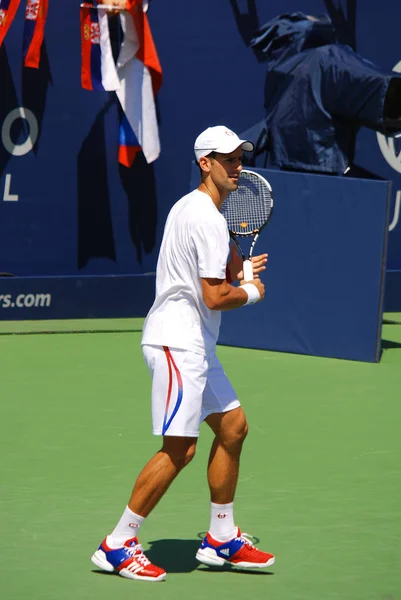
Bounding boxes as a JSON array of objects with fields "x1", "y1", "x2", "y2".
[
  {"x1": 106, "y1": 506, "x2": 145, "y2": 548},
  {"x1": 209, "y1": 502, "x2": 237, "y2": 542}
]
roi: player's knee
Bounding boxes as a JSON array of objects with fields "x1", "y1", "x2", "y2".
[
  {"x1": 162, "y1": 438, "x2": 197, "y2": 470},
  {"x1": 241, "y1": 420, "x2": 249, "y2": 442},
  {"x1": 236, "y1": 419, "x2": 249, "y2": 445},
  {"x1": 171, "y1": 445, "x2": 196, "y2": 470},
  {"x1": 222, "y1": 418, "x2": 248, "y2": 452},
  {"x1": 179, "y1": 442, "x2": 197, "y2": 468}
]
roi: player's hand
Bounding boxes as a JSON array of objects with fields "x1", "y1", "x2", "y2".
[
  {"x1": 99, "y1": 0, "x2": 127, "y2": 16},
  {"x1": 250, "y1": 253, "x2": 268, "y2": 279},
  {"x1": 241, "y1": 278, "x2": 265, "y2": 302},
  {"x1": 227, "y1": 249, "x2": 268, "y2": 282},
  {"x1": 237, "y1": 253, "x2": 268, "y2": 281}
]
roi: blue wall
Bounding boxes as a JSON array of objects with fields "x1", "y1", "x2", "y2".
[
  {"x1": 0, "y1": 165, "x2": 389, "y2": 365},
  {"x1": 0, "y1": 0, "x2": 400, "y2": 307},
  {"x1": 192, "y1": 166, "x2": 389, "y2": 363}
]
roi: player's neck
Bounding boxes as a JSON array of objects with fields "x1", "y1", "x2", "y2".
[{"x1": 198, "y1": 182, "x2": 227, "y2": 210}]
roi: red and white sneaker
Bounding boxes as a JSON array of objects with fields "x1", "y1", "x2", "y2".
[
  {"x1": 91, "y1": 537, "x2": 166, "y2": 582},
  {"x1": 196, "y1": 527, "x2": 275, "y2": 569}
]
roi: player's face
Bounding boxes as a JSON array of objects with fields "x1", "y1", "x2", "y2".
[{"x1": 209, "y1": 148, "x2": 243, "y2": 194}]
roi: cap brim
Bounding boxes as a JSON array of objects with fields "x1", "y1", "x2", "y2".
[
  {"x1": 194, "y1": 139, "x2": 254, "y2": 162},
  {"x1": 240, "y1": 140, "x2": 254, "y2": 152},
  {"x1": 214, "y1": 139, "x2": 254, "y2": 154}
]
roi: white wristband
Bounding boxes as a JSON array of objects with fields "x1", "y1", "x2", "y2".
[{"x1": 241, "y1": 283, "x2": 260, "y2": 306}]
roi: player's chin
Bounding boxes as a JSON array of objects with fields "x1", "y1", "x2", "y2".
[{"x1": 229, "y1": 178, "x2": 239, "y2": 189}]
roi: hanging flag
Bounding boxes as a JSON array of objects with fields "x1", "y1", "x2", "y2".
[
  {"x1": 118, "y1": 111, "x2": 141, "y2": 167},
  {"x1": 80, "y1": 2, "x2": 120, "y2": 91},
  {"x1": 127, "y1": 0, "x2": 161, "y2": 95},
  {"x1": 116, "y1": 0, "x2": 162, "y2": 165},
  {"x1": 0, "y1": 0, "x2": 21, "y2": 47},
  {"x1": 80, "y1": 1, "x2": 162, "y2": 166},
  {"x1": 23, "y1": 0, "x2": 49, "y2": 68}
]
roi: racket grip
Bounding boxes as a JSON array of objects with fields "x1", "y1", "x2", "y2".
[{"x1": 243, "y1": 259, "x2": 253, "y2": 282}]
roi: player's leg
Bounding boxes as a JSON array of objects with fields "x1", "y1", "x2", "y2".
[
  {"x1": 91, "y1": 345, "x2": 207, "y2": 581},
  {"x1": 205, "y1": 405, "x2": 247, "y2": 505},
  {"x1": 204, "y1": 405, "x2": 248, "y2": 544},
  {"x1": 91, "y1": 435, "x2": 197, "y2": 582},
  {"x1": 198, "y1": 352, "x2": 245, "y2": 510},
  {"x1": 195, "y1": 353, "x2": 275, "y2": 569},
  {"x1": 127, "y1": 435, "x2": 197, "y2": 517}
]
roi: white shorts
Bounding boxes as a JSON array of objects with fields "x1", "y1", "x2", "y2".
[{"x1": 142, "y1": 345, "x2": 240, "y2": 437}]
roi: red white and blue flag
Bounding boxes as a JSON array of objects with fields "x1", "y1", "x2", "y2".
[
  {"x1": 23, "y1": 0, "x2": 49, "y2": 68},
  {"x1": 80, "y1": 1, "x2": 162, "y2": 167},
  {"x1": 80, "y1": 3, "x2": 120, "y2": 91},
  {"x1": 116, "y1": 0, "x2": 162, "y2": 165},
  {"x1": 0, "y1": 0, "x2": 21, "y2": 47}
]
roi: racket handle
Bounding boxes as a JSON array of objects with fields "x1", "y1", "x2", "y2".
[{"x1": 243, "y1": 259, "x2": 253, "y2": 282}]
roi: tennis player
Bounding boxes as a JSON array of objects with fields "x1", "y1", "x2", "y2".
[{"x1": 91, "y1": 125, "x2": 275, "y2": 581}]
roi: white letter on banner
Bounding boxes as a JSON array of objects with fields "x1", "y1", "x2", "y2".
[
  {"x1": 389, "y1": 190, "x2": 400, "y2": 232},
  {"x1": 1, "y1": 108, "x2": 39, "y2": 156},
  {"x1": 3, "y1": 174, "x2": 19, "y2": 202}
]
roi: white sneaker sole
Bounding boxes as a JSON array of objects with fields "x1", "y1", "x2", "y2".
[
  {"x1": 196, "y1": 547, "x2": 275, "y2": 569},
  {"x1": 91, "y1": 549, "x2": 166, "y2": 582}
]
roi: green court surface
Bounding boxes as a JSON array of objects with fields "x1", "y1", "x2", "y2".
[{"x1": 1, "y1": 316, "x2": 400, "y2": 600}]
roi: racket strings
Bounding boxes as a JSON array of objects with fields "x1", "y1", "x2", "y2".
[{"x1": 221, "y1": 175, "x2": 273, "y2": 235}]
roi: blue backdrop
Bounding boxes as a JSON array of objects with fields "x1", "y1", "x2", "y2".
[
  {"x1": 0, "y1": 0, "x2": 400, "y2": 311},
  {"x1": 192, "y1": 165, "x2": 389, "y2": 363}
]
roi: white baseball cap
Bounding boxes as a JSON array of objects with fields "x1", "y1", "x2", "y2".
[{"x1": 194, "y1": 125, "x2": 254, "y2": 162}]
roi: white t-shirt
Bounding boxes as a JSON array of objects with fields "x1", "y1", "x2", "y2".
[{"x1": 141, "y1": 189, "x2": 230, "y2": 355}]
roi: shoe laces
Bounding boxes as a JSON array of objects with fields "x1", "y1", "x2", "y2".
[
  {"x1": 236, "y1": 532, "x2": 257, "y2": 549},
  {"x1": 126, "y1": 542, "x2": 151, "y2": 566}
]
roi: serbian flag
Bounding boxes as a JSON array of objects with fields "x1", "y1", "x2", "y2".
[
  {"x1": 0, "y1": 0, "x2": 21, "y2": 47},
  {"x1": 116, "y1": 0, "x2": 162, "y2": 165},
  {"x1": 80, "y1": 3, "x2": 120, "y2": 91},
  {"x1": 23, "y1": 0, "x2": 49, "y2": 68}
]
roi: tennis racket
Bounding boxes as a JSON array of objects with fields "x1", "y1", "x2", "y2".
[{"x1": 221, "y1": 169, "x2": 274, "y2": 282}]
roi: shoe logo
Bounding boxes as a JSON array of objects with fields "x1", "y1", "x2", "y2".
[
  {"x1": 217, "y1": 513, "x2": 227, "y2": 519},
  {"x1": 125, "y1": 560, "x2": 143, "y2": 574},
  {"x1": 128, "y1": 523, "x2": 139, "y2": 528},
  {"x1": 220, "y1": 548, "x2": 230, "y2": 556}
]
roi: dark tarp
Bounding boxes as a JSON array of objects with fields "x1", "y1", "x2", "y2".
[{"x1": 243, "y1": 12, "x2": 401, "y2": 174}]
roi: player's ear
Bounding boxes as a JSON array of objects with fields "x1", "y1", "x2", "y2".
[{"x1": 199, "y1": 156, "x2": 211, "y2": 173}]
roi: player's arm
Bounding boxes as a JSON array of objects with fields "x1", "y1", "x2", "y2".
[
  {"x1": 195, "y1": 219, "x2": 264, "y2": 309},
  {"x1": 201, "y1": 277, "x2": 264, "y2": 311}
]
